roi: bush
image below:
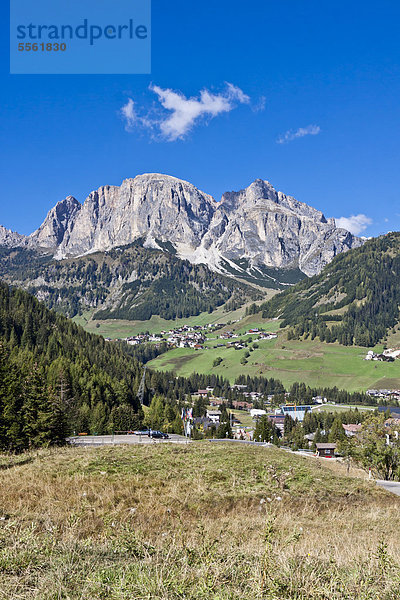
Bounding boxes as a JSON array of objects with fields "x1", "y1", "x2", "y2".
[{"x1": 213, "y1": 357, "x2": 223, "y2": 367}]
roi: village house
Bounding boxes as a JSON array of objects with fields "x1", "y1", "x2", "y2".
[
  {"x1": 232, "y1": 400, "x2": 253, "y2": 410},
  {"x1": 209, "y1": 398, "x2": 225, "y2": 407},
  {"x1": 315, "y1": 443, "x2": 336, "y2": 458},
  {"x1": 364, "y1": 350, "x2": 394, "y2": 362},
  {"x1": 267, "y1": 414, "x2": 285, "y2": 432},
  {"x1": 206, "y1": 410, "x2": 222, "y2": 424},
  {"x1": 313, "y1": 396, "x2": 327, "y2": 404},
  {"x1": 250, "y1": 408, "x2": 266, "y2": 419},
  {"x1": 342, "y1": 424, "x2": 362, "y2": 436},
  {"x1": 258, "y1": 332, "x2": 278, "y2": 340}
]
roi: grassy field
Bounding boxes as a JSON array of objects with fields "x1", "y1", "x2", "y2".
[
  {"x1": 0, "y1": 443, "x2": 399, "y2": 599},
  {"x1": 229, "y1": 409, "x2": 255, "y2": 427},
  {"x1": 73, "y1": 306, "x2": 400, "y2": 393},
  {"x1": 148, "y1": 335, "x2": 400, "y2": 392},
  {"x1": 73, "y1": 306, "x2": 247, "y2": 339},
  {"x1": 72, "y1": 296, "x2": 277, "y2": 340}
]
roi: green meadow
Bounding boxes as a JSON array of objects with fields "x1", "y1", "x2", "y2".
[
  {"x1": 148, "y1": 335, "x2": 400, "y2": 392},
  {"x1": 74, "y1": 306, "x2": 400, "y2": 393},
  {"x1": 72, "y1": 302, "x2": 269, "y2": 339}
]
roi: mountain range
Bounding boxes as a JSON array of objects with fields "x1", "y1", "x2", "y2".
[{"x1": 1, "y1": 173, "x2": 362, "y2": 281}]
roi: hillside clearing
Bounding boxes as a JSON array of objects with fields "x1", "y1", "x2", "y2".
[
  {"x1": 148, "y1": 336, "x2": 400, "y2": 392},
  {"x1": 72, "y1": 299, "x2": 275, "y2": 339}
]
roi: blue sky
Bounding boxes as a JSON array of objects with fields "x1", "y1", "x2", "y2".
[{"x1": 1, "y1": 0, "x2": 400, "y2": 236}]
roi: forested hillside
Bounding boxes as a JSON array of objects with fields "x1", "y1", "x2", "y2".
[
  {"x1": 252, "y1": 232, "x2": 400, "y2": 346},
  {"x1": 0, "y1": 242, "x2": 261, "y2": 321},
  {"x1": 0, "y1": 281, "x2": 149, "y2": 450}
]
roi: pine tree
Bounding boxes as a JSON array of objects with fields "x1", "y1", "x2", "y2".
[
  {"x1": 22, "y1": 364, "x2": 54, "y2": 447},
  {"x1": 329, "y1": 417, "x2": 346, "y2": 443}
]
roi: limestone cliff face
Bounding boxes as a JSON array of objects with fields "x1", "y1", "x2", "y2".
[
  {"x1": 1, "y1": 174, "x2": 364, "y2": 278},
  {"x1": 29, "y1": 196, "x2": 81, "y2": 249},
  {"x1": 53, "y1": 174, "x2": 217, "y2": 259},
  {"x1": 199, "y1": 179, "x2": 363, "y2": 276}
]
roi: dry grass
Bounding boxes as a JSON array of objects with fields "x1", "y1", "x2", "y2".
[{"x1": 0, "y1": 443, "x2": 399, "y2": 599}]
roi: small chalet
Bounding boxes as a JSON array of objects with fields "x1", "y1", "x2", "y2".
[
  {"x1": 315, "y1": 443, "x2": 336, "y2": 458},
  {"x1": 342, "y1": 424, "x2": 362, "y2": 436},
  {"x1": 232, "y1": 400, "x2": 253, "y2": 410}
]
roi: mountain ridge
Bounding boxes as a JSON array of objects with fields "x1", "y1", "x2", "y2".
[
  {"x1": 1, "y1": 173, "x2": 363, "y2": 281},
  {"x1": 0, "y1": 242, "x2": 262, "y2": 320}
]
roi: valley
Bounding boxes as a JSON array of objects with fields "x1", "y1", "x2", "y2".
[
  {"x1": 71, "y1": 300, "x2": 400, "y2": 394},
  {"x1": 4, "y1": 5, "x2": 400, "y2": 598}
]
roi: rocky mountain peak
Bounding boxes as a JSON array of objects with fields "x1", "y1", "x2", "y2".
[
  {"x1": 52, "y1": 173, "x2": 217, "y2": 259},
  {"x1": 199, "y1": 177, "x2": 363, "y2": 276},
  {"x1": 29, "y1": 195, "x2": 81, "y2": 249},
  {"x1": 0, "y1": 225, "x2": 27, "y2": 248}
]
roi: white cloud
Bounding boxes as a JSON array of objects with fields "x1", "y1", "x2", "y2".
[
  {"x1": 120, "y1": 98, "x2": 136, "y2": 130},
  {"x1": 225, "y1": 82, "x2": 251, "y2": 105},
  {"x1": 120, "y1": 98, "x2": 154, "y2": 132},
  {"x1": 252, "y1": 95, "x2": 266, "y2": 113},
  {"x1": 120, "y1": 83, "x2": 251, "y2": 141},
  {"x1": 335, "y1": 214, "x2": 373, "y2": 235},
  {"x1": 277, "y1": 124, "x2": 321, "y2": 144}
]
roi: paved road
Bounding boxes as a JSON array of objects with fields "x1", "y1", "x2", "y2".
[
  {"x1": 68, "y1": 434, "x2": 188, "y2": 446},
  {"x1": 376, "y1": 480, "x2": 400, "y2": 496},
  {"x1": 208, "y1": 439, "x2": 273, "y2": 446}
]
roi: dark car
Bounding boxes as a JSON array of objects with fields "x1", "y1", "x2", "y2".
[
  {"x1": 133, "y1": 429, "x2": 151, "y2": 436},
  {"x1": 150, "y1": 430, "x2": 169, "y2": 439}
]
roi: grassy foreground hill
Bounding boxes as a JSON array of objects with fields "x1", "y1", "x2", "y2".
[{"x1": 0, "y1": 443, "x2": 399, "y2": 599}]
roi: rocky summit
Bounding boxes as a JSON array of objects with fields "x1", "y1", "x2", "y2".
[
  {"x1": 0, "y1": 225, "x2": 27, "y2": 248},
  {"x1": 1, "y1": 173, "x2": 363, "y2": 278}
]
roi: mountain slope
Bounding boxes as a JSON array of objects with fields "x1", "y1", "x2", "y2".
[
  {"x1": 0, "y1": 242, "x2": 262, "y2": 320},
  {"x1": 256, "y1": 232, "x2": 400, "y2": 347},
  {"x1": 1, "y1": 174, "x2": 362, "y2": 283},
  {"x1": 0, "y1": 280, "x2": 146, "y2": 450}
]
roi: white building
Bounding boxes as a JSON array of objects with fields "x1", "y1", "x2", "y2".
[
  {"x1": 250, "y1": 409, "x2": 266, "y2": 419},
  {"x1": 206, "y1": 410, "x2": 222, "y2": 424}
]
